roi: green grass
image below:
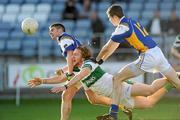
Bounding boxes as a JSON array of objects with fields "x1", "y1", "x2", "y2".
[{"x1": 0, "y1": 97, "x2": 180, "y2": 120}]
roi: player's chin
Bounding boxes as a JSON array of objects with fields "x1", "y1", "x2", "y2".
[
  {"x1": 50, "y1": 35, "x2": 55, "y2": 40},
  {"x1": 52, "y1": 37, "x2": 56, "y2": 40}
]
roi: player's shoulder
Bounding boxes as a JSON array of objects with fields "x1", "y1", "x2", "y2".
[
  {"x1": 58, "y1": 32, "x2": 73, "y2": 41},
  {"x1": 61, "y1": 36, "x2": 73, "y2": 41},
  {"x1": 84, "y1": 59, "x2": 95, "y2": 65},
  {"x1": 112, "y1": 24, "x2": 129, "y2": 36},
  {"x1": 59, "y1": 36, "x2": 74, "y2": 44},
  {"x1": 83, "y1": 59, "x2": 97, "y2": 67}
]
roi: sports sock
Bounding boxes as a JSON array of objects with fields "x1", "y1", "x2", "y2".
[
  {"x1": 164, "y1": 83, "x2": 174, "y2": 92},
  {"x1": 109, "y1": 104, "x2": 119, "y2": 119}
]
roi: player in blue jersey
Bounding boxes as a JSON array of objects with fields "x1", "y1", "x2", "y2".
[
  {"x1": 49, "y1": 23, "x2": 82, "y2": 120},
  {"x1": 49, "y1": 23, "x2": 116, "y2": 120},
  {"x1": 96, "y1": 4, "x2": 180, "y2": 120}
]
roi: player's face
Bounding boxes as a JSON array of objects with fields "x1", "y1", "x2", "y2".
[
  {"x1": 49, "y1": 27, "x2": 62, "y2": 40},
  {"x1": 108, "y1": 15, "x2": 119, "y2": 26},
  {"x1": 73, "y1": 49, "x2": 83, "y2": 65}
]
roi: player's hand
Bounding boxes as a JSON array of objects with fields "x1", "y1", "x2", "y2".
[
  {"x1": 55, "y1": 68, "x2": 63, "y2": 76},
  {"x1": 28, "y1": 77, "x2": 42, "y2": 88},
  {"x1": 51, "y1": 86, "x2": 66, "y2": 93}
]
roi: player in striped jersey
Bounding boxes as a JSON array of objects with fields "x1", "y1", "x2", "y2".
[
  {"x1": 95, "y1": 4, "x2": 180, "y2": 119},
  {"x1": 49, "y1": 46, "x2": 179, "y2": 120}
]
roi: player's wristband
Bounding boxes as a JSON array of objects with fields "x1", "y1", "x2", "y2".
[
  {"x1": 64, "y1": 84, "x2": 68, "y2": 89},
  {"x1": 66, "y1": 73, "x2": 74, "y2": 81},
  {"x1": 97, "y1": 59, "x2": 104, "y2": 65}
]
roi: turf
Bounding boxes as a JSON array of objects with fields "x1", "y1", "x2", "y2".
[{"x1": 0, "y1": 97, "x2": 180, "y2": 120}]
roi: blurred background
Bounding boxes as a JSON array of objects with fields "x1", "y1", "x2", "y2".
[{"x1": 0, "y1": 0, "x2": 180, "y2": 120}]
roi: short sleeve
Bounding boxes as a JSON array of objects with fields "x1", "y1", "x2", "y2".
[
  {"x1": 82, "y1": 64, "x2": 92, "y2": 70},
  {"x1": 59, "y1": 38, "x2": 75, "y2": 54},
  {"x1": 110, "y1": 25, "x2": 130, "y2": 43}
]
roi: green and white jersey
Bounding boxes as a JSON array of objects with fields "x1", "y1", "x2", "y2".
[
  {"x1": 81, "y1": 59, "x2": 135, "y2": 108},
  {"x1": 80, "y1": 60, "x2": 114, "y2": 97}
]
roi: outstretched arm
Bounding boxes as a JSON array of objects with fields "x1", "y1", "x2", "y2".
[
  {"x1": 28, "y1": 74, "x2": 67, "y2": 88},
  {"x1": 96, "y1": 40, "x2": 119, "y2": 62},
  {"x1": 51, "y1": 67, "x2": 91, "y2": 93}
]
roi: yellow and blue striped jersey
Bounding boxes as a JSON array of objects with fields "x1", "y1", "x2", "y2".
[{"x1": 111, "y1": 16, "x2": 157, "y2": 52}]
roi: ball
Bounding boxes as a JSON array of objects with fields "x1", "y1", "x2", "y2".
[{"x1": 21, "y1": 17, "x2": 38, "y2": 35}]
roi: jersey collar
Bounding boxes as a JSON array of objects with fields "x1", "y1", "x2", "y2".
[
  {"x1": 119, "y1": 16, "x2": 125, "y2": 24},
  {"x1": 56, "y1": 32, "x2": 65, "y2": 42}
]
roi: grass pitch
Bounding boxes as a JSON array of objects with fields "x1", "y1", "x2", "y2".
[{"x1": 0, "y1": 97, "x2": 180, "y2": 120}]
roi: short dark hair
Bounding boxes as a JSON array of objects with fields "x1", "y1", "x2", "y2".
[
  {"x1": 49, "y1": 23, "x2": 65, "y2": 32},
  {"x1": 106, "y1": 4, "x2": 124, "y2": 18},
  {"x1": 76, "y1": 46, "x2": 92, "y2": 60}
]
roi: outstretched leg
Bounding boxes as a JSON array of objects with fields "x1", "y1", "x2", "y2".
[
  {"x1": 85, "y1": 89, "x2": 112, "y2": 106},
  {"x1": 134, "y1": 87, "x2": 168, "y2": 109},
  {"x1": 133, "y1": 73, "x2": 180, "y2": 108},
  {"x1": 131, "y1": 78, "x2": 167, "y2": 96}
]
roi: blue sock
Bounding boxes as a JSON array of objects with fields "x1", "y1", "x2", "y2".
[{"x1": 109, "y1": 104, "x2": 119, "y2": 119}]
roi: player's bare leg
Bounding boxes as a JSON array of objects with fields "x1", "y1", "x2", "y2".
[
  {"x1": 61, "y1": 86, "x2": 79, "y2": 120},
  {"x1": 85, "y1": 89, "x2": 112, "y2": 106},
  {"x1": 109, "y1": 64, "x2": 144, "y2": 119},
  {"x1": 163, "y1": 67, "x2": 180, "y2": 89},
  {"x1": 96, "y1": 64, "x2": 144, "y2": 120},
  {"x1": 131, "y1": 73, "x2": 180, "y2": 109},
  {"x1": 134, "y1": 88, "x2": 168, "y2": 109},
  {"x1": 131, "y1": 78, "x2": 167, "y2": 96}
]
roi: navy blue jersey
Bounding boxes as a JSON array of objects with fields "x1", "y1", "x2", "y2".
[{"x1": 57, "y1": 32, "x2": 81, "y2": 57}]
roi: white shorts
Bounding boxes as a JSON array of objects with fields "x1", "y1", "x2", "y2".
[
  {"x1": 133, "y1": 46, "x2": 171, "y2": 73},
  {"x1": 120, "y1": 82, "x2": 135, "y2": 109}
]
